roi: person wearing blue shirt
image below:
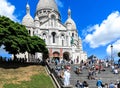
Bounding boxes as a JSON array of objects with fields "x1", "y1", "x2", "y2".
[
  {"x1": 96, "y1": 78, "x2": 103, "y2": 88},
  {"x1": 109, "y1": 82, "x2": 115, "y2": 88}
]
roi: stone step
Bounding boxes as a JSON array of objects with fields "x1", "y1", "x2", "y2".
[{"x1": 48, "y1": 63, "x2": 120, "y2": 88}]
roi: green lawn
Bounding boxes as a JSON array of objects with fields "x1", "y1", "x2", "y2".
[
  {"x1": 0, "y1": 64, "x2": 55, "y2": 88},
  {"x1": 3, "y1": 74, "x2": 54, "y2": 88}
]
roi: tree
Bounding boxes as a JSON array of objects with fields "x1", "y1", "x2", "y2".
[
  {"x1": 0, "y1": 16, "x2": 30, "y2": 59},
  {"x1": 27, "y1": 35, "x2": 48, "y2": 55},
  {"x1": 0, "y1": 16, "x2": 48, "y2": 60},
  {"x1": 118, "y1": 52, "x2": 120, "y2": 57}
]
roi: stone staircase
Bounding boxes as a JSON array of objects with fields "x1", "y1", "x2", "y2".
[
  {"x1": 48, "y1": 63, "x2": 120, "y2": 88},
  {"x1": 69, "y1": 65, "x2": 120, "y2": 88}
]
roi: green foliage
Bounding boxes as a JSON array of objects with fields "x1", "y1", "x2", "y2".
[
  {"x1": 3, "y1": 74, "x2": 54, "y2": 88},
  {"x1": 0, "y1": 16, "x2": 29, "y2": 55},
  {"x1": 25, "y1": 35, "x2": 48, "y2": 55},
  {"x1": 0, "y1": 16, "x2": 48, "y2": 58}
]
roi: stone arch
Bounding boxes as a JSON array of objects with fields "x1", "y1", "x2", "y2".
[
  {"x1": 41, "y1": 31, "x2": 48, "y2": 35},
  {"x1": 28, "y1": 30, "x2": 31, "y2": 34},
  {"x1": 53, "y1": 51, "x2": 60, "y2": 60},
  {"x1": 41, "y1": 32, "x2": 47, "y2": 42},
  {"x1": 63, "y1": 52, "x2": 70, "y2": 61},
  {"x1": 60, "y1": 33, "x2": 65, "y2": 38},
  {"x1": 53, "y1": 51, "x2": 60, "y2": 57},
  {"x1": 42, "y1": 32, "x2": 47, "y2": 38}
]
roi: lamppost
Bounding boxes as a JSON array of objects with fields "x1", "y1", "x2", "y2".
[{"x1": 110, "y1": 44, "x2": 113, "y2": 64}]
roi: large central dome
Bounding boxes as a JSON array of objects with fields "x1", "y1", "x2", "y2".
[{"x1": 36, "y1": 0, "x2": 58, "y2": 12}]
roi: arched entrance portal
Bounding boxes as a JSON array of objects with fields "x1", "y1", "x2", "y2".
[
  {"x1": 53, "y1": 52, "x2": 60, "y2": 60},
  {"x1": 63, "y1": 52, "x2": 70, "y2": 61}
]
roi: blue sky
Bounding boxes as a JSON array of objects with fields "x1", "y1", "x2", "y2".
[{"x1": 0, "y1": 0, "x2": 120, "y2": 60}]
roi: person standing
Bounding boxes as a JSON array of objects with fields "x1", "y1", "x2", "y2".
[{"x1": 63, "y1": 68, "x2": 71, "y2": 86}]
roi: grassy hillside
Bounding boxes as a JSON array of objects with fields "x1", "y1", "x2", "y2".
[{"x1": 0, "y1": 64, "x2": 54, "y2": 88}]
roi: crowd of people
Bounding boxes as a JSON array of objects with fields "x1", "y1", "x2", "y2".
[
  {"x1": 0, "y1": 56, "x2": 42, "y2": 64},
  {"x1": 96, "y1": 78, "x2": 120, "y2": 88},
  {"x1": 75, "y1": 80, "x2": 89, "y2": 88},
  {"x1": 47, "y1": 58, "x2": 120, "y2": 88}
]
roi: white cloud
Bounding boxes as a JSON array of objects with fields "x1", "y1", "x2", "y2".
[
  {"x1": 84, "y1": 11, "x2": 120, "y2": 48},
  {"x1": 0, "y1": 0, "x2": 18, "y2": 57},
  {"x1": 0, "y1": 0, "x2": 18, "y2": 21},
  {"x1": 106, "y1": 40, "x2": 120, "y2": 58},
  {"x1": 55, "y1": 0, "x2": 64, "y2": 8}
]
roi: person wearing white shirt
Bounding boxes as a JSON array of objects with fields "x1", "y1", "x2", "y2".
[
  {"x1": 114, "y1": 68, "x2": 118, "y2": 74},
  {"x1": 63, "y1": 69, "x2": 71, "y2": 86}
]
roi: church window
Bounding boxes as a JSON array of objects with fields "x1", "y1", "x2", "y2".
[
  {"x1": 62, "y1": 40, "x2": 64, "y2": 46},
  {"x1": 29, "y1": 30, "x2": 31, "y2": 34},
  {"x1": 61, "y1": 34, "x2": 64, "y2": 46},
  {"x1": 40, "y1": 22, "x2": 42, "y2": 24},
  {"x1": 61, "y1": 34, "x2": 64, "y2": 39},
  {"x1": 43, "y1": 33, "x2": 46, "y2": 36},
  {"x1": 39, "y1": 11, "x2": 42, "y2": 14},
  {"x1": 43, "y1": 10, "x2": 46, "y2": 13},
  {"x1": 48, "y1": 11, "x2": 50, "y2": 13},
  {"x1": 43, "y1": 33, "x2": 46, "y2": 42},
  {"x1": 52, "y1": 32, "x2": 56, "y2": 43},
  {"x1": 33, "y1": 31, "x2": 34, "y2": 35},
  {"x1": 72, "y1": 33, "x2": 74, "y2": 37},
  {"x1": 51, "y1": 15, "x2": 56, "y2": 19},
  {"x1": 66, "y1": 36, "x2": 68, "y2": 45},
  {"x1": 51, "y1": 15, "x2": 56, "y2": 27}
]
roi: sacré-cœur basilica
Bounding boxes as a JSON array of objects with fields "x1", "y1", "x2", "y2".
[{"x1": 16, "y1": 0, "x2": 87, "y2": 64}]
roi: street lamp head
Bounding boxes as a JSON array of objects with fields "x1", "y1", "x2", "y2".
[
  {"x1": 111, "y1": 44, "x2": 113, "y2": 48},
  {"x1": 110, "y1": 44, "x2": 114, "y2": 64}
]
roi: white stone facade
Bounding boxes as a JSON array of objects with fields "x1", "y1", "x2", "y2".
[{"x1": 18, "y1": 0, "x2": 87, "y2": 63}]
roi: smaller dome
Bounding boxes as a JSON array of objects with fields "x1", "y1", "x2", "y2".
[
  {"x1": 65, "y1": 8, "x2": 76, "y2": 30},
  {"x1": 22, "y1": 14, "x2": 34, "y2": 27},
  {"x1": 65, "y1": 17, "x2": 76, "y2": 29},
  {"x1": 22, "y1": 3, "x2": 34, "y2": 27}
]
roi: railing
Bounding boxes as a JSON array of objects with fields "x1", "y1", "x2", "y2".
[
  {"x1": 46, "y1": 62, "x2": 73, "y2": 88},
  {"x1": 46, "y1": 62, "x2": 63, "y2": 88}
]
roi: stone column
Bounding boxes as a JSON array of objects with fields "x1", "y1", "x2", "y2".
[
  {"x1": 72, "y1": 46, "x2": 75, "y2": 64},
  {"x1": 49, "y1": 48, "x2": 53, "y2": 61},
  {"x1": 60, "y1": 48, "x2": 63, "y2": 63}
]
